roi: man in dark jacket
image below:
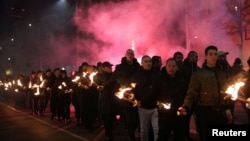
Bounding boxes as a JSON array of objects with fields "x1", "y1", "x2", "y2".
[
  {"x1": 241, "y1": 57, "x2": 250, "y2": 124},
  {"x1": 157, "y1": 58, "x2": 189, "y2": 141},
  {"x1": 114, "y1": 49, "x2": 140, "y2": 141},
  {"x1": 178, "y1": 45, "x2": 233, "y2": 141},
  {"x1": 96, "y1": 61, "x2": 119, "y2": 141},
  {"x1": 132, "y1": 55, "x2": 159, "y2": 141},
  {"x1": 179, "y1": 50, "x2": 200, "y2": 140}
]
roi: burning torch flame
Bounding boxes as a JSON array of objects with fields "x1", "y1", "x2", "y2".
[
  {"x1": 58, "y1": 82, "x2": 67, "y2": 89},
  {"x1": 115, "y1": 87, "x2": 137, "y2": 107},
  {"x1": 131, "y1": 83, "x2": 136, "y2": 88},
  {"x1": 115, "y1": 87, "x2": 132, "y2": 99},
  {"x1": 33, "y1": 84, "x2": 40, "y2": 96},
  {"x1": 83, "y1": 72, "x2": 87, "y2": 78},
  {"x1": 162, "y1": 103, "x2": 171, "y2": 109},
  {"x1": 17, "y1": 79, "x2": 23, "y2": 87},
  {"x1": 72, "y1": 76, "x2": 80, "y2": 82},
  {"x1": 225, "y1": 82, "x2": 245, "y2": 100},
  {"x1": 89, "y1": 72, "x2": 97, "y2": 86},
  {"x1": 158, "y1": 102, "x2": 171, "y2": 110}
]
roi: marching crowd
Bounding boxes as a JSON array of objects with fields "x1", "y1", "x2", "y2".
[{"x1": 0, "y1": 45, "x2": 250, "y2": 141}]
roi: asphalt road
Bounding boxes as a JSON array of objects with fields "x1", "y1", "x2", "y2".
[{"x1": 0, "y1": 95, "x2": 249, "y2": 141}]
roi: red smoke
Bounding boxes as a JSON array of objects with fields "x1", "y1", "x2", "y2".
[{"x1": 71, "y1": 0, "x2": 240, "y2": 67}]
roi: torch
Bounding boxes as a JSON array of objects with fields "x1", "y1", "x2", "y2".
[
  {"x1": 157, "y1": 101, "x2": 171, "y2": 110},
  {"x1": 223, "y1": 81, "x2": 250, "y2": 109},
  {"x1": 115, "y1": 87, "x2": 137, "y2": 107},
  {"x1": 88, "y1": 71, "x2": 98, "y2": 86}
]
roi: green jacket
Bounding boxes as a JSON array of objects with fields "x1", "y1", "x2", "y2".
[{"x1": 183, "y1": 65, "x2": 231, "y2": 110}]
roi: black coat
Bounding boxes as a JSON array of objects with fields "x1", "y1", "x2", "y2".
[
  {"x1": 114, "y1": 57, "x2": 140, "y2": 87},
  {"x1": 96, "y1": 72, "x2": 119, "y2": 115},
  {"x1": 132, "y1": 68, "x2": 158, "y2": 109},
  {"x1": 157, "y1": 71, "x2": 188, "y2": 111}
]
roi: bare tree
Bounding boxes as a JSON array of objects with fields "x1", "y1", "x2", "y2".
[{"x1": 223, "y1": 0, "x2": 250, "y2": 54}]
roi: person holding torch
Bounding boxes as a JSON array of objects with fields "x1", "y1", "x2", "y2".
[
  {"x1": 157, "y1": 58, "x2": 189, "y2": 141},
  {"x1": 178, "y1": 45, "x2": 233, "y2": 141},
  {"x1": 131, "y1": 55, "x2": 159, "y2": 141},
  {"x1": 95, "y1": 61, "x2": 120, "y2": 141}
]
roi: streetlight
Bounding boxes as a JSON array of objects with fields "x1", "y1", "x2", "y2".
[{"x1": 187, "y1": 35, "x2": 198, "y2": 51}]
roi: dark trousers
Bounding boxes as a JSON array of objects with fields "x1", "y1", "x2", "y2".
[
  {"x1": 33, "y1": 95, "x2": 43, "y2": 114},
  {"x1": 196, "y1": 107, "x2": 227, "y2": 141},
  {"x1": 123, "y1": 107, "x2": 139, "y2": 141},
  {"x1": 158, "y1": 110, "x2": 186, "y2": 141},
  {"x1": 50, "y1": 92, "x2": 58, "y2": 118},
  {"x1": 102, "y1": 114, "x2": 115, "y2": 139},
  {"x1": 73, "y1": 102, "x2": 81, "y2": 121},
  {"x1": 43, "y1": 90, "x2": 51, "y2": 111},
  {"x1": 63, "y1": 94, "x2": 71, "y2": 119}
]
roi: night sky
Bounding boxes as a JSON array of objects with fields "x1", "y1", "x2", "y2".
[
  {"x1": 0, "y1": 0, "x2": 77, "y2": 76},
  {"x1": 0, "y1": 0, "x2": 246, "y2": 77}
]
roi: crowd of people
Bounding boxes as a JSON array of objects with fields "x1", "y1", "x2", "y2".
[{"x1": 0, "y1": 45, "x2": 250, "y2": 141}]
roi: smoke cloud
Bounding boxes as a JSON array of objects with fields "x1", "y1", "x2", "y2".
[{"x1": 71, "y1": 0, "x2": 240, "y2": 67}]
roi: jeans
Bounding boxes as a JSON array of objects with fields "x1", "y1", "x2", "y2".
[{"x1": 138, "y1": 108, "x2": 159, "y2": 141}]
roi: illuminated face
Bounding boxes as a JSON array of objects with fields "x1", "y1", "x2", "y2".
[
  {"x1": 54, "y1": 70, "x2": 61, "y2": 78},
  {"x1": 218, "y1": 55, "x2": 227, "y2": 62},
  {"x1": 205, "y1": 49, "x2": 218, "y2": 67},
  {"x1": 175, "y1": 54, "x2": 183, "y2": 63},
  {"x1": 189, "y1": 53, "x2": 198, "y2": 63},
  {"x1": 125, "y1": 49, "x2": 135, "y2": 62},
  {"x1": 166, "y1": 60, "x2": 177, "y2": 77},
  {"x1": 87, "y1": 66, "x2": 94, "y2": 73},
  {"x1": 141, "y1": 56, "x2": 152, "y2": 70}
]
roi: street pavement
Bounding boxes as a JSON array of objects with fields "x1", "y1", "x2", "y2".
[{"x1": 0, "y1": 95, "x2": 249, "y2": 141}]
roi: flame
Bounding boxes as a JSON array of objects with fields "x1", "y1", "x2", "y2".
[
  {"x1": 83, "y1": 72, "x2": 87, "y2": 78},
  {"x1": 33, "y1": 84, "x2": 40, "y2": 95},
  {"x1": 40, "y1": 80, "x2": 46, "y2": 88},
  {"x1": 162, "y1": 103, "x2": 171, "y2": 109},
  {"x1": 158, "y1": 102, "x2": 171, "y2": 110},
  {"x1": 131, "y1": 83, "x2": 136, "y2": 88},
  {"x1": 58, "y1": 82, "x2": 67, "y2": 89},
  {"x1": 115, "y1": 87, "x2": 132, "y2": 99},
  {"x1": 62, "y1": 82, "x2": 67, "y2": 87},
  {"x1": 28, "y1": 81, "x2": 32, "y2": 88},
  {"x1": 17, "y1": 79, "x2": 23, "y2": 86},
  {"x1": 225, "y1": 82, "x2": 245, "y2": 100},
  {"x1": 40, "y1": 75, "x2": 43, "y2": 81},
  {"x1": 89, "y1": 71, "x2": 97, "y2": 85},
  {"x1": 72, "y1": 76, "x2": 80, "y2": 82}
]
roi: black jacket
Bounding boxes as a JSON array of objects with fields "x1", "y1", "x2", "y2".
[
  {"x1": 157, "y1": 71, "x2": 188, "y2": 111},
  {"x1": 96, "y1": 72, "x2": 119, "y2": 115},
  {"x1": 132, "y1": 68, "x2": 158, "y2": 109},
  {"x1": 114, "y1": 57, "x2": 140, "y2": 87}
]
